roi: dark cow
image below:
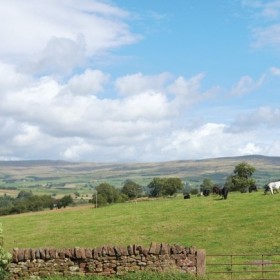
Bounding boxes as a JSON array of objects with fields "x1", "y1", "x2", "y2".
[
  {"x1": 221, "y1": 186, "x2": 229, "y2": 199},
  {"x1": 202, "y1": 189, "x2": 210, "y2": 196},
  {"x1": 264, "y1": 184, "x2": 270, "y2": 195},
  {"x1": 249, "y1": 184, "x2": 258, "y2": 193},
  {"x1": 183, "y1": 193, "x2": 191, "y2": 199},
  {"x1": 212, "y1": 185, "x2": 222, "y2": 195}
]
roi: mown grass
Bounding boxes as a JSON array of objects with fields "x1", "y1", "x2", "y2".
[{"x1": 0, "y1": 191, "x2": 279, "y2": 256}]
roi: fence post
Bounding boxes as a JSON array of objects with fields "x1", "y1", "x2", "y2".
[{"x1": 196, "y1": 249, "x2": 206, "y2": 276}]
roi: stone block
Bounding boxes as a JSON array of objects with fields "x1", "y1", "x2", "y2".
[
  {"x1": 49, "y1": 248, "x2": 57, "y2": 259},
  {"x1": 85, "y1": 248, "x2": 93, "y2": 258}
]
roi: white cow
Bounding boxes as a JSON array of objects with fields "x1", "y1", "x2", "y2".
[{"x1": 265, "y1": 181, "x2": 280, "y2": 195}]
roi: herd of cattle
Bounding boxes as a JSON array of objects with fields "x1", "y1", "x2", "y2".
[
  {"x1": 183, "y1": 180, "x2": 280, "y2": 200},
  {"x1": 183, "y1": 186, "x2": 229, "y2": 200}
]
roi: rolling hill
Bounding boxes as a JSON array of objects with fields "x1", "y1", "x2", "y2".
[{"x1": 0, "y1": 155, "x2": 279, "y2": 192}]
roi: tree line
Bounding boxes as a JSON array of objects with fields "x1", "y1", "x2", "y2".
[
  {"x1": 92, "y1": 162, "x2": 257, "y2": 206},
  {"x1": 0, "y1": 191, "x2": 73, "y2": 216},
  {"x1": 0, "y1": 162, "x2": 257, "y2": 214}
]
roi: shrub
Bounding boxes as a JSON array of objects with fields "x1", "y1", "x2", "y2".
[{"x1": 0, "y1": 223, "x2": 11, "y2": 279}]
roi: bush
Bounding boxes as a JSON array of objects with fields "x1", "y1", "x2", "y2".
[{"x1": 0, "y1": 223, "x2": 11, "y2": 279}]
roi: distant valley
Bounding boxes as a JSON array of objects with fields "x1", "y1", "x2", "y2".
[{"x1": 0, "y1": 155, "x2": 279, "y2": 195}]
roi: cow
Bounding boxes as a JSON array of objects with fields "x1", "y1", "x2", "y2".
[
  {"x1": 212, "y1": 185, "x2": 222, "y2": 195},
  {"x1": 184, "y1": 193, "x2": 191, "y2": 199},
  {"x1": 202, "y1": 189, "x2": 210, "y2": 196},
  {"x1": 221, "y1": 186, "x2": 229, "y2": 199},
  {"x1": 264, "y1": 181, "x2": 280, "y2": 195},
  {"x1": 249, "y1": 184, "x2": 258, "y2": 193}
]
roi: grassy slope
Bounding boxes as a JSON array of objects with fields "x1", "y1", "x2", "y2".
[{"x1": 1, "y1": 191, "x2": 279, "y2": 255}]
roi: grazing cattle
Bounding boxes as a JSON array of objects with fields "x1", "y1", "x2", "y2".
[
  {"x1": 184, "y1": 193, "x2": 191, "y2": 199},
  {"x1": 249, "y1": 184, "x2": 258, "y2": 193},
  {"x1": 202, "y1": 189, "x2": 210, "y2": 197},
  {"x1": 212, "y1": 186, "x2": 222, "y2": 195},
  {"x1": 221, "y1": 186, "x2": 229, "y2": 199},
  {"x1": 264, "y1": 181, "x2": 280, "y2": 195}
]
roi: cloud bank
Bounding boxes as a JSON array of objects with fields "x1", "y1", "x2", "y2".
[{"x1": 1, "y1": 0, "x2": 280, "y2": 162}]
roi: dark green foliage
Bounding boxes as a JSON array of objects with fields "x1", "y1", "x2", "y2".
[
  {"x1": 0, "y1": 192, "x2": 55, "y2": 216},
  {"x1": 148, "y1": 177, "x2": 184, "y2": 197},
  {"x1": 0, "y1": 224, "x2": 11, "y2": 279},
  {"x1": 190, "y1": 188, "x2": 199, "y2": 195},
  {"x1": 91, "y1": 183, "x2": 128, "y2": 207},
  {"x1": 200, "y1": 178, "x2": 214, "y2": 191},
  {"x1": 17, "y1": 190, "x2": 33, "y2": 199},
  {"x1": 121, "y1": 180, "x2": 142, "y2": 199},
  {"x1": 226, "y1": 162, "x2": 256, "y2": 192},
  {"x1": 60, "y1": 195, "x2": 74, "y2": 208}
]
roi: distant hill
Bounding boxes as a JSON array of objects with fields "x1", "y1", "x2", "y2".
[{"x1": 0, "y1": 155, "x2": 279, "y2": 190}]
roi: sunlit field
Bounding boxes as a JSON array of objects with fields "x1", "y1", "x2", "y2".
[{"x1": 1, "y1": 191, "x2": 279, "y2": 256}]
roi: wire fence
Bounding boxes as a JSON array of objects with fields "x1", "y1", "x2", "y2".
[{"x1": 206, "y1": 253, "x2": 280, "y2": 280}]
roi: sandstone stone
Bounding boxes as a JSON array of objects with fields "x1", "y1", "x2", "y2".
[
  {"x1": 12, "y1": 248, "x2": 19, "y2": 262},
  {"x1": 39, "y1": 248, "x2": 45, "y2": 259},
  {"x1": 45, "y1": 249, "x2": 51, "y2": 260},
  {"x1": 113, "y1": 246, "x2": 121, "y2": 257},
  {"x1": 149, "y1": 242, "x2": 157, "y2": 254},
  {"x1": 85, "y1": 248, "x2": 92, "y2": 258},
  {"x1": 17, "y1": 249, "x2": 25, "y2": 262},
  {"x1": 35, "y1": 249, "x2": 40, "y2": 259},
  {"x1": 69, "y1": 265, "x2": 79, "y2": 272},
  {"x1": 127, "y1": 245, "x2": 133, "y2": 255},
  {"x1": 49, "y1": 248, "x2": 57, "y2": 259},
  {"x1": 8, "y1": 244, "x2": 200, "y2": 278}
]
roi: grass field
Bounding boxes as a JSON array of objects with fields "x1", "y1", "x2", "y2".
[{"x1": 0, "y1": 191, "x2": 279, "y2": 256}]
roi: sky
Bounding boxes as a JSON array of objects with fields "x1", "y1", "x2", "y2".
[{"x1": 1, "y1": 0, "x2": 280, "y2": 162}]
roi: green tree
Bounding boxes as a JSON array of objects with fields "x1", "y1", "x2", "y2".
[
  {"x1": 17, "y1": 190, "x2": 33, "y2": 200},
  {"x1": 121, "y1": 180, "x2": 142, "y2": 199},
  {"x1": 92, "y1": 183, "x2": 125, "y2": 207},
  {"x1": 147, "y1": 178, "x2": 164, "y2": 197},
  {"x1": 200, "y1": 178, "x2": 214, "y2": 192},
  {"x1": 60, "y1": 195, "x2": 74, "y2": 208},
  {"x1": 227, "y1": 162, "x2": 256, "y2": 192},
  {"x1": 148, "y1": 177, "x2": 184, "y2": 197},
  {"x1": 164, "y1": 178, "x2": 184, "y2": 196}
]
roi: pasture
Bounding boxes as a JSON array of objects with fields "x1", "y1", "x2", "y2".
[{"x1": 0, "y1": 191, "x2": 279, "y2": 256}]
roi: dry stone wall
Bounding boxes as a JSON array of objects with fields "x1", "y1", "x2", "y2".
[{"x1": 8, "y1": 242, "x2": 205, "y2": 279}]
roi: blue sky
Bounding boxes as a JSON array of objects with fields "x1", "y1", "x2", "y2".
[{"x1": 0, "y1": 0, "x2": 280, "y2": 162}]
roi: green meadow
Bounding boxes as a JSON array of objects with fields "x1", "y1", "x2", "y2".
[{"x1": 1, "y1": 191, "x2": 279, "y2": 255}]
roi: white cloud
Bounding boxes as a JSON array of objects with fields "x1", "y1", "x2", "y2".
[
  {"x1": 270, "y1": 66, "x2": 280, "y2": 75},
  {"x1": 230, "y1": 75, "x2": 265, "y2": 96},
  {"x1": 61, "y1": 138, "x2": 94, "y2": 160},
  {"x1": 238, "y1": 142, "x2": 262, "y2": 155},
  {"x1": 0, "y1": 65, "x2": 225, "y2": 161},
  {"x1": 243, "y1": 0, "x2": 280, "y2": 49},
  {"x1": 1, "y1": 1, "x2": 280, "y2": 162},
  {"x1": 157, "y1": 123, "x2": 263, "y2": 160},
  {"x1": 252, "y1": 24, "x2": 280, "y2": 48},
  {"x1": 0, "y1": 62, "x2": 31, "y2": 92},
  {"x1": 115, "y1": 72, "x2": 172, "y2": 96},
  {"x1": 0, "y1": 0, "x2": 140, "y2": 76},
  {"x1": 21, "y1": 35, "x2": 87, "y2": 77},
  {"x1": 227, "y1": 106, "x2": 280, "y2": 133},
  {"x1": 67, "y1": 69, "x2": 109, "y2": 95}
]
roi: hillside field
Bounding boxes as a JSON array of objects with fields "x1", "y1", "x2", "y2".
[{"x1": 1, "y1": 191, "x2": 279, "y2": 256}]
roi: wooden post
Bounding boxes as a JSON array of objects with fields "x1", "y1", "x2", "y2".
[{"x1": 196, "y1": 249, "x2": 206, "y2": 276}]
